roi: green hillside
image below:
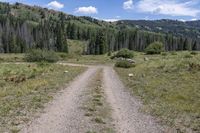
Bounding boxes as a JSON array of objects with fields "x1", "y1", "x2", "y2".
[{"x1": 0, "y1": 2, "x2": 200, "y2": 54}]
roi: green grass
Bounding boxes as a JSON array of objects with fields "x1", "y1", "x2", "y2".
[
  {"x1": 61, "y1": 39, "x2": 113, "y2": 65},
  {"x1": 0, "y1": 39, "x2": 112, "y2": 65},
  {"x1": 0, "y1": 63, "x2": 85, "y2": 132},
  {"x1": 115, "y1": 51, "x2": 200, "y2": 132},
  {"x1": 64, "y1": 54, "x2": 113, "y2": 65},
  {"x1": 93, "y1": 117, "x2": 105, "y2": 124},
  {"x1": 68, "y1": 39, "x2": 87, "y2": 56},
  {"x1": 0, "y1": 54, "x2": 24, "y2": 62},
  {"x1": 83, "y1": 70, "x2": 114, "y2": 133}
]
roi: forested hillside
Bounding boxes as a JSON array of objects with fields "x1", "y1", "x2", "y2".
[
  {"x1": 0, "y1": 2, "x2": 200, "y2": 54},
  {"x1": 115, "y1": 19, "x2": 200, "y2": 39}
]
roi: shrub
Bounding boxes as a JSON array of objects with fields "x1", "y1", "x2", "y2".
[
  {"x1": 145, "y1": 42, "x2": 164, "y2": 54},
  {"x1": 57, "y1": 53, "x2": 68, "y2": 60},
  {"x1": 111, "y1": 49, "x2": 134, "y2": 59},
  {"x1": 184, "y1": 54, "x2": 193, "y2": 58},
  {"x1": 161, "y1": 52, "x2": 168, "y2": 56},
  {"x1": 25, "y1": 49, "x2": 59, "y2": 63},
  {"x1": 115, "y1": 60, "x2": 135, "y2": 68},
  {"x1": 170, "y1": 51, "x2": 177, "y2": 55},
  {"x1": 190, "y1": 51, "x2": 198, "y2": 55},
  {"x1": 37, "y1": 61, "x2": 50, "y2": 67},
  {"x1": 189, "y1": 63, "x2": 200, "y2": 71},
  {"x1": 107, "y1": 51, "x2": 112, "y2": 56}
]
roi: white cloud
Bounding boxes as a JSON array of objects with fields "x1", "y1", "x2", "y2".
[
  {"x1": 179, "y1": 19, "x2": 186, "y2": 22},
  {"x1": 144, "y1": 16, "x2": 149, "y2": 20},
  {"x1": 47, "y1": 1, "x2": 64, "y2": 9},
  {"x1": 191, "y1": 18, "x2": 198, "y2": 21},
  {"x1": 137, "y1": 0, "x2": 200, "y2": 17},
  {"x1": 75, "y1": 6, "x2": 98, "y2": 14},
  {"x1": 103, "y1": 19, "x2": 119, "y2": 22},
  {"x1": 123, "y1": 0, "x2": 133, "y2": 10},
  {"x1": 116, "y1": 16, "x2": 121, "y2": 18}
]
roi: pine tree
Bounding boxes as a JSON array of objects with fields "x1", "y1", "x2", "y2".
[
  {"x1": 192, "y1": 41, "x2": 197, "y2": 51},
  {"x1": 95, "y1": 30, "x2": 106, "y2": 55},
  {"x1": 183, "y1": 38, "x2": 190, "y2": 50}
]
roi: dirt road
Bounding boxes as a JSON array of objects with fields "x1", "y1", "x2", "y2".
[
  {"x1": 103, "y1": 67, "x2": 165, "y2": 133},
  {"x1": 21, "y1": 64, "x2": 165, "y2": 133}
]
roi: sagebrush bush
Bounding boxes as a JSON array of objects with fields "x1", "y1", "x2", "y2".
[
  {"x1": 25, "y1": 49, "x2": 59, "y2": 63},
  {"x1": 145, "y1": 42, "x2": 164, "y2": 54},
  {"x1": 111, "y1": 49, "x2": 134, "y2": 59},
  {"x1": 115, "y1": 60, "x2": 135, "y2": 68}
]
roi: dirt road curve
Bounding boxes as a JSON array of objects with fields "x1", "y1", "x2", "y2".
[{"x1": 21, "y1": 64, "x2": 165, "y2": 133}]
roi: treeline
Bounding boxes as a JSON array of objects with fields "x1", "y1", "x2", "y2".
[
  {"x1": 0, "y1": 2, "x2": 200, "y2": 54},
  {"x1": 66, "y1": 22, "x2": 200, "y2": 54},
  {"x1": 0, "y1": 13, "x2": 68, "y2": 53}
]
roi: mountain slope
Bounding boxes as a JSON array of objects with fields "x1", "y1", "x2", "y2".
[
  {"x1": 115, "y1": 19, "x2": 200, "y2": 39},
  {"x1": 0, "y1": 2, "x2": 200, "y2": 54}
]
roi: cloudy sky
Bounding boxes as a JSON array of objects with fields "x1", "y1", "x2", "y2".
[{"x1": 1, "y1": 0, "x2": 200, "y2": 21}]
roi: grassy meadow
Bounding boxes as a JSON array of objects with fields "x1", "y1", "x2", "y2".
[
  {"x1": 62, "y1": 39, "x2": 113, "y2": 65},
  {"x1": 1, "y1": 41, "x2": 200, "y2": 133},
  {"x1": 0, "y1": 54, "x2": 24, "y2": 62},
  {"x1": 0, "y1": 62, "x2": 85, "y2": 132},
  {"x1": 115, "y1": 51, "x2": 200, "y2": 132}
]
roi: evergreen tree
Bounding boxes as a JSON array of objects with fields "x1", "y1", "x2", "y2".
[
  {"x1": 183, "y1": 38, "x2": 190, "y2": 50},
  {"x1": 95, "y1": 30, "x2": 106, "y2": 54}
]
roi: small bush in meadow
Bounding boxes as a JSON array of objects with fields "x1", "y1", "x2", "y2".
[
  {"x1": 145, "y1": 42, "x2": 164, "y2": 55},
  {"x1": 189, "y1": 63, "x2": 200, "y2": 71},
  {"x1": 184, "y1": 54, "x2": 193, "y2": 58},
  {"x1": 25, "y1": 49, "x2": 59, "y2": 63},
  {"x1": 190, "y1": 51, "x2": 198, "y2": 55},
  {"x1": 57, "y1": 53, "x2": 68, "y2": 59},
  {"x1": 107, "y1": 51, "x2": 112, "y2": 56},
  {"x1": 161, "y1": 52, "x2": 168, "y2": 56},
  {"x1": 111, "y1": 49, "x2": 134, "y2": 59},
  {"x1": 115, "y1": 60, "x2": 135, "y2": 68},
  {"x1": 170, "y1": 51, "x2": 177, "y2": 55}
]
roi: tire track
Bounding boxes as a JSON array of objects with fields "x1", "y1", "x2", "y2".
[
  {"x1": 21, "y1": 67, "x2": 99, "y2": 133},
  {"x1": 103, "y1": 66, "x2": 165, "y2": 133},
  {"x1": 21, "y1": 64, "x2": 166, "y2": 133}
]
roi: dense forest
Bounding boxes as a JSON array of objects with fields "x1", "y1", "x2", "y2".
[{"x1": 0, "y1": 2, "x2": 200, "y2": 54}]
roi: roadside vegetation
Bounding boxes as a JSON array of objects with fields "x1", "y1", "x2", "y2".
[
  {"x1": 112, "y1": 49, "x2": 135, "y2": 68},
  {"x1": 115, "y1": 60, "x2": 135, "y2": 68},
  {"x1": 0, "y1": 63, "x2": 85, "y2": 132},
  {"x1": 115, "y1": 51, "x2": 200, "y2": 132}
]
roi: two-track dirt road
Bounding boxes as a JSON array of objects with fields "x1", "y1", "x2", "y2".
[{"x1": 21, "y1": 64, "x2": 166, "y2": 133}]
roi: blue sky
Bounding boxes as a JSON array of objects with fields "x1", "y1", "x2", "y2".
[{"x1": 2, "y1": 0, "x2": 200, "y2": 21}]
